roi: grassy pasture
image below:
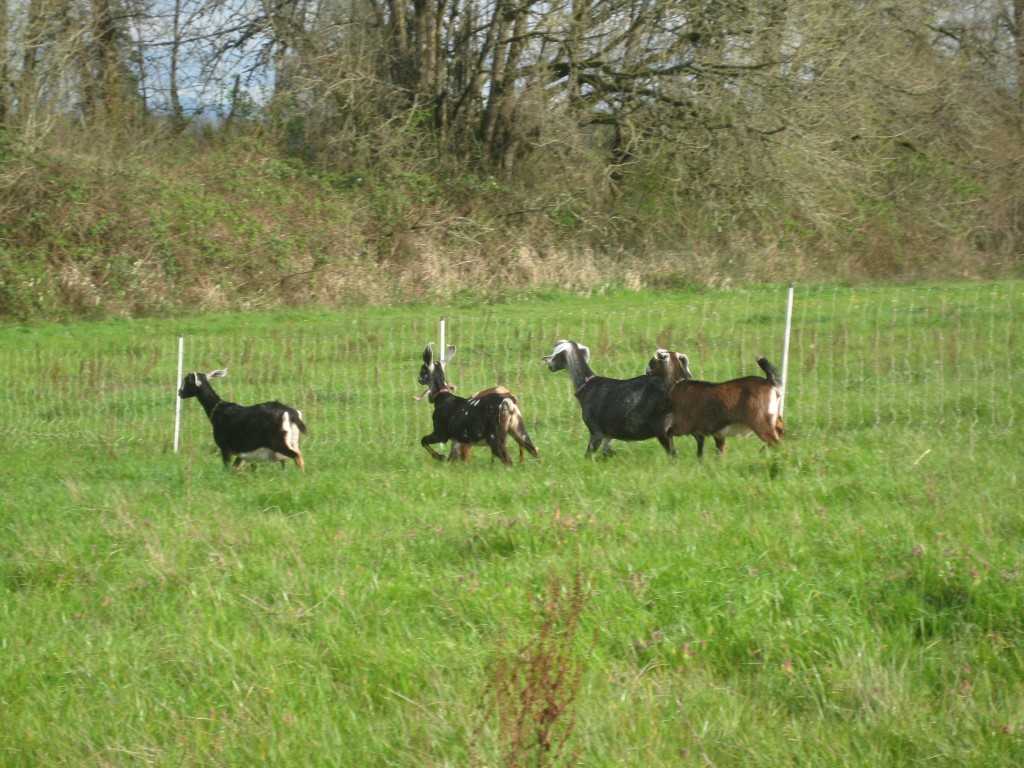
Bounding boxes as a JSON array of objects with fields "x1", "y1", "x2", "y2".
[{"x1": 1, "y1": 283, "x2": 1022, "y2": 767}]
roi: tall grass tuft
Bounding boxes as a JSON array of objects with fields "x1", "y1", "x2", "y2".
[{"x1": 483, "y1": 569, "x2": 589, "y2": 767}]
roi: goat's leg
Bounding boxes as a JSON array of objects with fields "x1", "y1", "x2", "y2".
[
  {"x1": 510, "y1": 425, "x2": 540, "y2": 461},
  {"x1": 450, "y1": 442, "x2": 474, "y2": 461},
  {"x1": 714, "y1": 436, "x2": 727, "y2": 454},
  {"x1": 506, "y1": 410, "x2": 537, "y2": 461},
  {"x1": 487, "y1": 438, "x2": 514, "y2": 466},
  {"x1": 293, "y1": 453, "x2": 305, "y2": 471},
  {"x1": 521, "y1": 434, "x2": 540, "y2": 460},
  {"x1": 421, "y1": 435, "x2": 449, "y2": 462},
  {"x1": 657, "y1": 433, "x2": 676, "y2": 457},
  {"x1": 509, "y1": 425, "x2": 526, "y2": 461},
  {"x1": 694, "y1": 435, "x2": 706, "y2": 458}
]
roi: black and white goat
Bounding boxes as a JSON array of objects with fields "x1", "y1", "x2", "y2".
[
  {"x1": 450, "y1": 386, "x2": 540, "y2": 462},
  {"x1": 541, "y1": 340, "x2": 674, "y2": 458},
  {"x1": 178, "y1": 369, "x2": 307, "y2": 470},
  {"x1": 645, "y1": 349, "x2": 784, "y2": 457},
  {"x1": 417, "y1": 344, "x2": 537, "y2": 465}
]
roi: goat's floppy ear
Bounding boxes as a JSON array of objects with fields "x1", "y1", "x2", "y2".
[
  {"x1": 440, "y1": 345, "x2": 456, "y2": 367},
  {"x1": 208, "y1": 369, "x2": 228, "y2": 379},
  {"x1": 675, "y1": 353, "x2": 693, "y2": 379},
  {"x1": 577, "y1": 343, "x2": 591, "y2": 362},
  {"x1": 423, "y1": 343, "x2": 435, "y2": 365}
]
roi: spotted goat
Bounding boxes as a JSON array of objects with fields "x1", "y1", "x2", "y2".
[{"x1": 417, "y1": 344, "x2": 538, "y2": 465}]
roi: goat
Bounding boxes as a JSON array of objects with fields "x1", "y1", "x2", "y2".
[
  {"x1": 417, "y1": 344, "x2": 532, "y2": 466},
  {"x1": 178, "y1": 369, "x2": 307, "y2": 470},
  {"x1": 449, "y1": 386, "x2": 540, "y2": 462},
  {"x1": 416, "y1": 379, "x2": 539, "y2": 462},
  {"x1": 645, "y1": 349, "x2": 785, "y2": 457},
  {"x1": 541, "y1": 339, "x2": 674, "y2": 458}
]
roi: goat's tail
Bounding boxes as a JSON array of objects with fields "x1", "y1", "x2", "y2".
[{"x1": 757, "y1": 357, "x2": 782, "y2": 388}]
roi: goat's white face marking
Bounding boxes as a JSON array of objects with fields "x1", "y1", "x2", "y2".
[
  {"x1": 648, "y1": 349, "x2": 692, "y2": 380},
  {"x1": 544, "y1": 340, "x2": 587, "y2": 369},
  {"x1": 647, "y1": 353, "x2": 668, "y2": 377}
]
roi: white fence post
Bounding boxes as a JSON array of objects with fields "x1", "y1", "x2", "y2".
[
  {"x1": 173, "y1": 333, "x2": 184, "y2": 452},
  {"x1": 780, "y1": 284, "x2": 794, "y2": 418}
]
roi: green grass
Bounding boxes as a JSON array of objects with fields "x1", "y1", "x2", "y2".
[{"x1": 1, "y1": 283, "x2": 1022, "y2": 766}]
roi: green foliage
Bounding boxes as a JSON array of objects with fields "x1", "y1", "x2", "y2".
[{"x1": 0, "y1": 128, "x2": 20, "y2": 166}]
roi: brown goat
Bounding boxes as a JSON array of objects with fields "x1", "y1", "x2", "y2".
[
  {"x1": 450, "y1": 386, "x2": 540, "y2": 462},
  {"x1": 645, "y1": 349, "x2": 785, "y2": 457}
]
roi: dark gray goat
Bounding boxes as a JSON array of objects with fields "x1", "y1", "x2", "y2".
[
  {"x1": 541, "y1": 339, "x2": 674, "y2": 458},
  {"x1": 178, "y1": 369, "x2": 307, "y2": 470}
]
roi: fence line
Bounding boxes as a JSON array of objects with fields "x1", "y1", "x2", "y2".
[{"x1": 0, "y1": 284, "x2": 1018, "y2": 452}]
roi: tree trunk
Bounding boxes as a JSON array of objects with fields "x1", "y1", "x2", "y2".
[
  {"x1": 91, "y1": 0, "x2": 124, "y2": 128},
  {"x1": 0, "y1": 0, "x2": 9, "y2": 126},
  {"x1": 16, "y1": 0, "x2": 45, "y2": 134},
  {"x1": 168, "y1": 0, "x2": 186, "y2": 132},
  {"x1": 1013, "y1": 0, "x2": 1024, "y2": 112}
]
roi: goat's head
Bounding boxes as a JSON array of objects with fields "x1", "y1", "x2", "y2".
[
  {"x1": 178, "y1": 369, "x2": 228, "y2": 399},
  {"x1": 541, "y1": 340, "x2": 589, "y2": 372},
  {"x1": 418, "y1": 343, "x2": 456, "y2": 393},
  {"x1": 645, "y1": 349, "x2": 692, "y2": 383}
]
